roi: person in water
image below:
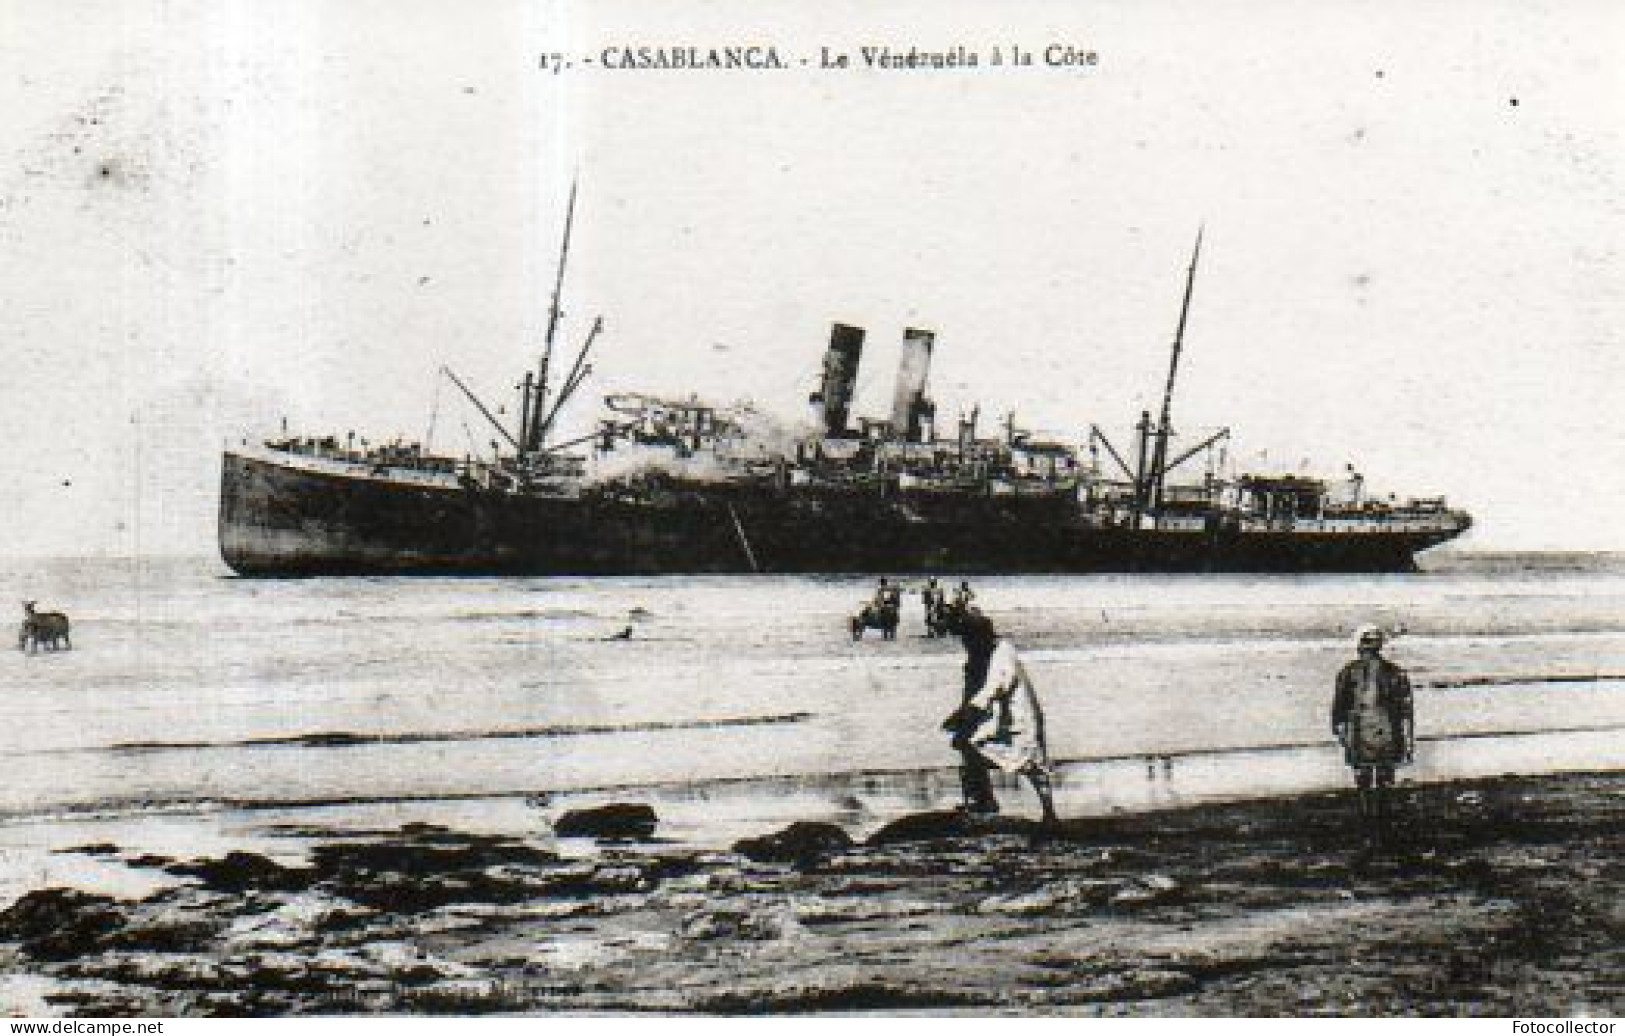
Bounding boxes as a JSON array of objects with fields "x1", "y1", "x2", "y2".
[
  {"x1": 1331, "y1": 625, "x2": 1414, "y2": 846},
  {"x1": 606, "y1": 609, "x2": 640, "y2": 641},
  {"x1": 943, "y1": 609, "x2": 1059, "y2": 825}
]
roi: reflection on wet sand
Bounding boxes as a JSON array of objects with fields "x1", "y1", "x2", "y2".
[{"x1": 539, "y1": 724, "x2": 1625, "y2": 848}]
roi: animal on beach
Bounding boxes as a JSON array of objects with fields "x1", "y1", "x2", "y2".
[
  {"x1": 849, "y1": 600, "x2": 899, "y2": 641},
  {"x1": 19, "y1": 600, "x2": 71, "y2": 653}
]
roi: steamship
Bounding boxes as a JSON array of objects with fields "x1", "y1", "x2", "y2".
[{"x1": 219, "y1": 220, "x2": 1471, "y2": 576}]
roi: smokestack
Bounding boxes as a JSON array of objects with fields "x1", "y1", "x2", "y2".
[
  {"x1": 890, "y1": 328, "x2": 935, "y2": 442},
  {"x1": 810, "y1": 323, "x2": 865, "y2": 436}
]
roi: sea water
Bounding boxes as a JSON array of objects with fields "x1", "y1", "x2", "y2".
[{"x1": 0, "y1": 552, "x2": 1621, "y2": 896}]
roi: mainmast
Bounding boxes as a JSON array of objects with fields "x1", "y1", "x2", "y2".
[
  {"x1": 523, "y1": 177, "x2": 581, "y2": 455},
  {"x1": 1146, "y1": 226, "x2": 1204, "y2": 513}
]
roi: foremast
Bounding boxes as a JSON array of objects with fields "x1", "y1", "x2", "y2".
[
  {"x1": 507, "y1": 178, "x2": 601, "y2": 474},
  {"x1": 433, "y1": 177, "x2": 601, "y2": 484}
]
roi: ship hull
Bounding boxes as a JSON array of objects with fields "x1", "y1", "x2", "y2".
[{"x1": 220, "y1": 451, "x2": 1466, "y2": 577}]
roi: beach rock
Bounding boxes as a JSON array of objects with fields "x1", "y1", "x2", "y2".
[
  {"x1": 977, "y1": 879, "x2": 1121, "y2": 916},
  {"x1": 636, "y1": 853, "x2": 707, "y2": 883},
  {"x1": 867, "y1": 810, "x2": 1035, "y2": 845},
  {"x1": 306, "y1": 833, "x2": 563, "y2": 913},
  {"x1": 866, "y1": 810, "x2": 980, "y2": 844},
  {"x1": 0, "y1": 888, "x2": 127, "y2": 960},
  {"x1": 309, "y1": 835, "x2": 556, "y2": 878},
  {"x1": 733, "y1": 822, "x2": 853, "y2": 866},
  {"x1": 224, "y1": 893, "x2": 353, "y2": 950},
  {"x1": 356, "y1": 941, "x2": 478, "y2": 984},
  {"x1": 552, "y1": 803, "x2": 658, "y2": 841},
  {"x1": 215, "y1": 950, "x2": 351, "y2": 998},
  {"x1": 327, "y1": 867, "x2": 542, "y2": 914},
  {"x1": 678, "y1": 904, "x2": 798, "y2": 942},
  {"x1": 1049, "y1": 967, "x2": 1197, "y2": 1004},
  {"x1": 167, "y1": 852, "x2": 316, "y2": 894},
  {"x1": 793, "y1": 896, "x2": 945, "y2": 925},
  {"x1": 693, "y1": 980, "x2": 989, "y2": 1013},
  {"x1": 537, "y1": 862, "x2": 655, "y2": 898},
  {"x1": 665, "y1": 864, "x2": 779, "y2": 896},
  {"x1": 1109, "y1": 873, "x2": 1183, "y2": 908},
  {"x1": 830, "y1": 873, "x2": 914, "y2": 894},
  {"x1": 103, "y1": 916, "x2": 222, "y2": 954},
  {"x1": 70, "y1": 952, "x2": 230, "y2": 991},
  {"x1": 399, "y1": 979, "x2": 515, "y2": 1015},
  {"x1": 1141, "y1": 873, "x2": 1179, "y2": 892},
  {"x1": 312, "y1": 905, "x2": 381, "y2": 934}
]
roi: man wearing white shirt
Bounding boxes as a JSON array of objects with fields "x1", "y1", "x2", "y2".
[{"x1": 948, "y1": 609, "x2": 1060, "y2": 827}]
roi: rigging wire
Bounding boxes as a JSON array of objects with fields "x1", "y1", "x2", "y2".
[
  {"x1": 424, "y1": 368, "x2": 444, "y2": 453},
  {"x1": 768, "y1": 348, "x2": 823, "y2": 410}
]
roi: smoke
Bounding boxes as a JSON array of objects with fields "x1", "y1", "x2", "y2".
[
  {"x1": 584, "y1": 399, "x2": 821, "y2": 486},
  {"x1": 726, "y1": 401, "x2": 821, "y2": 458},
  {"x1": 588, "y1": 443, "x2": 735, "y2": 485}
]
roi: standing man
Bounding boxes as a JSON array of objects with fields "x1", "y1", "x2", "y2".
[
  {"x1": 1331, "y1": 625, "x2": 1414, "y2": 847},
  {"x1": 873, "y1": 577, "x2": 891, "y2": 610},
  {"x1": 943, "y1": 609, "x2": 1060, "y2": 826},
  {"x1": 873, "y1": 577, "x2": 903, "y2": 615},
  {"x1": 885, "y1": 579, "x2": 903, "y2": 611},
  {"x1": 921, "y1": 577, "x2": 944, "y2": 636},
  {"x1": 952, "y1": 580, "x2": 976, "y2": 611}
]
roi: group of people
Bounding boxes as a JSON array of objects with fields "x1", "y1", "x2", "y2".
[
  {"x1": 938, "y1": 602, "x2": 1416, "y2": 846},
  {"x1": 870, "y1": 577, "x2": 977, "y2": 636}
]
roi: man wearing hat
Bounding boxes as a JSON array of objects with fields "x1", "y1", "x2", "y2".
[{"x1": 1332, "y1": 625, "x2": 1415, "y2": 845}]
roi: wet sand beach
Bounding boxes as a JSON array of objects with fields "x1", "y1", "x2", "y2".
[
  {"x1": 2, "y1": 769, "x2": 1619, "y2": 1016},
  {"x1": 2, "y1": 556, "x2": 1621, "y2": 1015}
]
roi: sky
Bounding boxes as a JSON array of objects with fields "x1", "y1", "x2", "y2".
[{"x1": 1, "y1": 0, "x2": 1621, "y2": 555}]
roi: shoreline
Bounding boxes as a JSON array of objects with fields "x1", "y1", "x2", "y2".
[{"x1": 1, "y1": 768, "x2": 1619, "y2": 1016}]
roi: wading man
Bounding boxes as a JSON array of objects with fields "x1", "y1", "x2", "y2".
[
  {"x1": 943, "y1": 609, "x2": 1059, "y2": 826},
  {"x1": 1331, "y1": 625, "x2": 1414, "y2": 847}
]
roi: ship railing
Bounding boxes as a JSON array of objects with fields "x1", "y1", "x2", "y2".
[
  {"x1": 244, "y1": 442, "x2": 465, "y2": 488},
  {"x1": 376, "y1": 468, "x2": 469, "y2": 489},
  {"x1": 258, "y1": 437, "x2": 465, "y2": 473},
  {"x1": 1153, "y1": 516, "x2": 1208, "y2": 532},
  {"x1": 1237, "y1": 516, "x2": 1467, "y2": 535}
]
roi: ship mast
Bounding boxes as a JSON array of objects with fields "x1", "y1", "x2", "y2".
[
  {"x1": 524, "y1": 176, "x2": 581, "y2": 455},
  {"x1": 1147, "y1": 226, "x2": 1204, "y2": 514},
  {"x1": 534, "y1": 316, "x2": 605, "y2": 443}
]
